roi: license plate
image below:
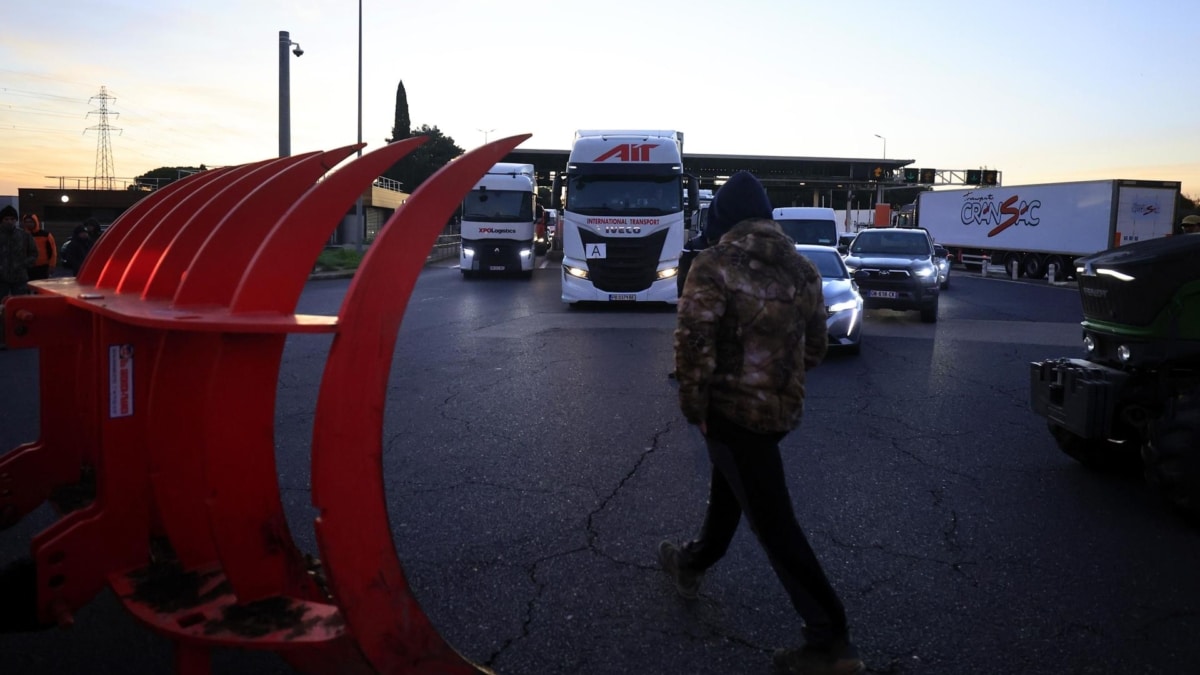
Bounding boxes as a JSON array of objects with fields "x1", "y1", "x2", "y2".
[
  {"x1": 609, "y1": 294, "x2": 637, "y2": 301},
  {"x1": 489, "y1": 265, "x2": 506, "y2": 271},
  {"x1": 869, "y1": 290, "x2": 899, "y2": 299}
]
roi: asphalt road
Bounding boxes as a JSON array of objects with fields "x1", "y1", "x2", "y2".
[{"x1": 2, "y1": 262, "x2": 1198, "y2": 675}]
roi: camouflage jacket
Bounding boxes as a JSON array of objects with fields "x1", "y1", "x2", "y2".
[
  {"x1": 0, "y1": 224, "x2": 37, "y2": 286},
  {"x1": 674, "y1": 218, "x2": 828, "y2": 434}
]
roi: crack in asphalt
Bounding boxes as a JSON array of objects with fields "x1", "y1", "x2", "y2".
[{"x1": 481, "y1": 420, "x2": 677, "y2": 667}]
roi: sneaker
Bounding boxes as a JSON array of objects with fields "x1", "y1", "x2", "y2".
[
  {"x1": 657, "y1": 540, "x2": 701, "y2": 600},
  {"x1": 772, "y1": 640, "x2": 865, "y2": 675}
]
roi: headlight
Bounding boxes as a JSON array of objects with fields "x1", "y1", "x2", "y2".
[
  {"x1": 1083, "y1": 335, "x2": 1096, "y2": 353},
  {"x1": 520, "y1": 249, "x2": 532, "y2": 258},
  {"x1": 564, "y1": 265, "x2": 589, "y2": 280},
  {"x1": 914, "y1": 266, "x2": 935, "y2": 278},
  {"x1": 656, "y1": 267, "x2": 678, "y2": 280},
  {"x1": 462, "y1": 247, "x2": 475, "y2": 257},
  {"x1": 827, "y1": 299, "x2": 858, "y2": 313},
  {"x1": 1117, "y1": 345, "x2": 1131, "y2": 362},
  {"x1": 1097, "y1": 268, "x2": 1135, "y2": 282}
]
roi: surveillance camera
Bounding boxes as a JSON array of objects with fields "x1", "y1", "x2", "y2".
[{"x1": 293, "y1": 46, "x2": 304, "y2": 57}]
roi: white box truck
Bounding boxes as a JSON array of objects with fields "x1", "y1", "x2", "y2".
[
  {"x1": 554, "y1": 130, "x2": 698, "y2": 304},
  {"x1": 460, "y1": 163, "x2": 537, "y2": 279},
  {"x1": 910, "y1": 179, "x2": 1180, "y2": 279}
]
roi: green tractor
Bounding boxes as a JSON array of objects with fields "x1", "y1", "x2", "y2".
[{"x1": 1030, "y1": 234, "x2": 1200, "y2": 520}]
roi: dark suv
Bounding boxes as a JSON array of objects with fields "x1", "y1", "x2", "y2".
[{"x1": 843, "y1": 228, "x2": 941, "y2": 323}]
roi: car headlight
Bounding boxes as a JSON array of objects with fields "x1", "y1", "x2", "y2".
[
  {"x1": 914, "y1": 265, "x2": 935, "y2": 278},
  {"x1": 564, "y1": 265, "x2": 589, "y2": 280},
  {"x1": 827, "y1": 299, "x2": 858, "y2": 313}
]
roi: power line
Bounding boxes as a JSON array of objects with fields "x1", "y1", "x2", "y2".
[
  {"x1": 0, "y1": 103, "x2": 87, "y2": 119},
  {"x1": 0, "y1": 86, "x2": 90, "y2": 104}
]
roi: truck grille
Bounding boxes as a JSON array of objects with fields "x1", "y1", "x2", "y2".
[
  {"x1": 578, "y1": 230, "x2": 669, "y2": 293},
  {"x1": 468, "y1": 241, "x2": 523, "y2": 271}
]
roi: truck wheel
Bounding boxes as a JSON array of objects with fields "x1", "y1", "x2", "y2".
[
  {"x1": 1003, "y1": 253, "x2": 1022, "y2": 278},
  {"x1": 1022, "y1": 254, "x2": 1047, "y2": 280},
  {"x1": 1049, "y1": 422, "x2": 1142, "y2": 474},
  {"x1": 1142, "y1": 394, "x2": 1200, "y2": 521},
  {"x1": 1044, "y1": 255, "x2": 1067, "y2": 282}
]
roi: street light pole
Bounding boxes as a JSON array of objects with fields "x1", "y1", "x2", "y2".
[
  {"x1": 477, "y1": 128, "x2": 495, "y2": 144},
  {"x1": 873, "y1": 134, "x2": 887, "y2": 207},
  {"x1": 279, "y1": 30, "x2": 303, "y2": 157}
]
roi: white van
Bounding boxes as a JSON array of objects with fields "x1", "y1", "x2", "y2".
[{"x1": 772, "y1": 207, "x2": 839, "y2": 247}]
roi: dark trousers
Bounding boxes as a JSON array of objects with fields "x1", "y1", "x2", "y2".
[
  {"x1": 682, "y1": 415, "x2": 849, "y2": 647},
  {"x1": 0, "y1": 281, "x2": 28, "y2": 300}
]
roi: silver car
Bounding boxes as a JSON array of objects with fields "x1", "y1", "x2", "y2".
[
  {"x1": 933, "y1": 244, "x2": 951, "y2": 289},
  {"x1": 795, "y1": 244, "x2": 863, "y2": 355}
]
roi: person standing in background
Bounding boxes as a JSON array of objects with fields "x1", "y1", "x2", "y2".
[
  {"x1": 1, "y1": 205, "x2": 37, "y2": 299},
  {"x1": 21, "y1": 213, "x2": 56, "y2": 280},
  {"x1": 58, "y1": 223, "x2": 95, "y2": 276},
  {"x1": 1181, "y1": 214, "x2": 1200, "y2": 234}
]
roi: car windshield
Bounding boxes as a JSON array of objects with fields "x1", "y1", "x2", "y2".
[
  {"x1": 798, "y1": 249, "x2": 849, "y2": 279},
  {"x1": 850, "y1": 230, "x2": 931, "y2": 255}
]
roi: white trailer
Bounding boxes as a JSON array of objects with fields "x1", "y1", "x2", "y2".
[
  {"x1": 554, "y1": 130, "x2": 698, "y2": 304},
  {"x1": 912, "y1": 179, "x2": 1180, "y2": 279},
  {"x1": 460, "y1": 163, "x2": 537, "y2": 278}
]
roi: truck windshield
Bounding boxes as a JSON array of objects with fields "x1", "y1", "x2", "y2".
[
  {"x1": 462, "y1": 190, "x2": 532, "y2": 222},
  {"x1": 566, "y1": 175, "x2": 681, "y2": 216}
]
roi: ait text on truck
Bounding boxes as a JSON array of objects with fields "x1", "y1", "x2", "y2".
[
  {"x1": 908, "y1": 179, "x2": 1180, "y2": 280},
  {"x1": 554, "y1": 130, "x2": 698, "y2": 304},
  {"x1": 460, "y1": 162, "x2": 537, "y2": 278}
]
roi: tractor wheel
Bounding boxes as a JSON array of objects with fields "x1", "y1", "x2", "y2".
[
  {"x1": 1049, "y1": 422, "x2": 1142, "y2": 474},
  {"x1": 1142, "y1": 394, "x2": 1200, "y2": 522}
]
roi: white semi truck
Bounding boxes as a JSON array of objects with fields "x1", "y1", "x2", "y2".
[
  {"x1": 909, "y1": 179, "x2": 1181, "y2": 279},
  {"x1": 460, "y1": 162, "x2": 537, "y2": 279},
  {"x1": 554, "y1": 130, "x2": 698, "y2": 304}
]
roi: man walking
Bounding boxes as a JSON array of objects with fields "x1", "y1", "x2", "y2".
[{"x1": 661, "y1": 171, "x2": 864, "y2": 675}]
